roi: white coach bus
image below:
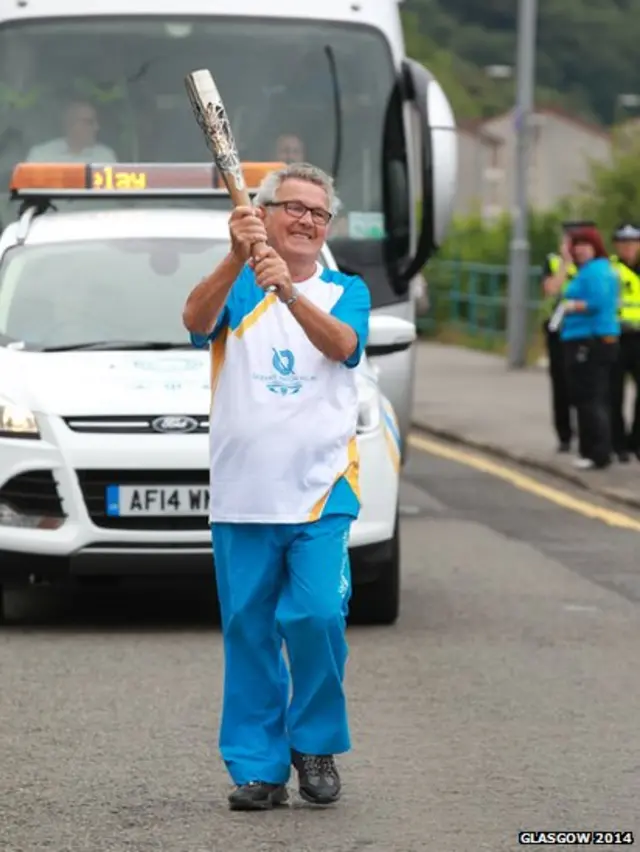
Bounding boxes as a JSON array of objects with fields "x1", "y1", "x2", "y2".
[{"x1": 0, "y1": 0, "x2": 458, "y2": 457}]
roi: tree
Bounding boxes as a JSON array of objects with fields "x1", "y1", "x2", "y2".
[
  {"x1": 402, "y1": 0, "x2": 640, "y2": 126},
  {"x1": 575, "y1": 129, "x2": 640, "y2": 234}
]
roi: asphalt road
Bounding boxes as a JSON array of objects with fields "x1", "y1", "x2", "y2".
[{"x1": 1, "y1": 439, "x2": 639, "y2": 852}]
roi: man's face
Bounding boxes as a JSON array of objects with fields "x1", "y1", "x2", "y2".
[
  {"x1": 614, "y1": 239, "x2": 640, "y2": 265},
  {"x1": 276, "y1": 135, "x2": 305, "y2": 164},
  {"x1": 66, "y1": 104, "x2": 99, "y2": 149},
  {"x1": 262, "y1": 178, "x2": 331, "y2": 263}
]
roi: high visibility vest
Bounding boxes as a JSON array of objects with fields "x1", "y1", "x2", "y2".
[
  {"x1": 542, "y1": 253, "x2": 578, "y2": 319},
  {"x1": 611, "y1": 255, "x2": 640, "y2": 327}
]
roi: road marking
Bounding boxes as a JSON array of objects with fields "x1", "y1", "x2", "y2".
[{"x1": 408, "y1": 432, "x2": 640, "y2": 533}]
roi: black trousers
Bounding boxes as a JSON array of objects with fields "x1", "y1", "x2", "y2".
[
  {"x1": 610, "y1": 330, "x2": 640, "y2": 454},
  {"x1": 544, "y1": 325, "x2": 572, "y2": 445},
  {"x1": 564, "y1": 337, "x2": 618, "y2": 467}
]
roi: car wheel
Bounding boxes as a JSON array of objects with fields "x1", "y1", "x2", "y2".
[{"x1": 354, "y1": 512, "x2": 400, "y2": 626}]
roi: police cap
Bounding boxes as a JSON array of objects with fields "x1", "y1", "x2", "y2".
[
  {"x1": 562, "y1": 219, "x2": 596, "y2": 232},
  {"x1": 612, "y1": 223, "x2": 640, "y2": 241}
]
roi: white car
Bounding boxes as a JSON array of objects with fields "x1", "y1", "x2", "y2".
[{"x1": 0, "y1": 174, "x2": 415, "y2": 625}]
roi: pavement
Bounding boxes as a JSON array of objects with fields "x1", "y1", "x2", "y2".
[
  {"x1": 2, "y1": 446, "x2": 639, "y2": 851},
  {"x1": 412, "y1": 341, "x2": 640, "y2": 509}
]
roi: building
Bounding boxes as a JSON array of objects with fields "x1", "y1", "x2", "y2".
[
  {"x1": 456, "y1": 107, "x2": 612, "y2": 218},
  {"x1": 454, "y1": 122, "x2": 505, "y2": 221}
]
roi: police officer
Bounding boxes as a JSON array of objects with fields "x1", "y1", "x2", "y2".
[
  {"x1": 609, "y1": 223, "x2": 640, "y2": 461},
  {"x1": 541, "y1": 222, "x2": 587, "y2": 452}
]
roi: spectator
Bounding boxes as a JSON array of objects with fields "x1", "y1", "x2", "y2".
[
  {"x1": 275, "y1": 132, "x2": 305, "y2": 164},
  {"x1": 540, "y1": 222, "x2": 589, "y2": 453},
  {"x1": 557, "y1": 226, "x2": 620, "y2": 470}
]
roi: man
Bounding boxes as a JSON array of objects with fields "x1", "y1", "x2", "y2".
[
  {"x1": 26, "y1": 99, "x2": 117, "y2": 163},
  {"x1": 275, "y1": 132, "x2": 305, "y2": 164},
  {"x1": 609, "y1": 223, "x2": 640, "y2": 462},
  {"x1": 182, "y1": 162, "x2": 371, "y2": 811},
  {"x1": 540, "y1": 222, "x2": 584, "y2": 452}
]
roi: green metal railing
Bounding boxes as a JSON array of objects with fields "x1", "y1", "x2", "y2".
[{"x1": 417, "y1": 260, "x2": 545, "y2": 346}]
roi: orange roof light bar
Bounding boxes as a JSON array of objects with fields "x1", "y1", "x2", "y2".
[
  {"x1": 10, "y1": 163, "x2": 86, "y2": 192},
  {"x1": 10, "y1": 161, "x2": 286, "y2": 198}
]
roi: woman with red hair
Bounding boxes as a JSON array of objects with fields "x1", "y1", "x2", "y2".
[{"x1": 556, "y1": 226, "x2": 620, "y2": 470}]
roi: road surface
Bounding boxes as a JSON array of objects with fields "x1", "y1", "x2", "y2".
[{"x1": 1, "y1": 436, "x2": 638, "y2": 852}]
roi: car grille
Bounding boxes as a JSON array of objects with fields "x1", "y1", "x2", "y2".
[
  {"x1": 0, "y1": 470, "x2": 66, "y2": 517},
  {"x1": 75, "y1": 469, "x2": 210, "y2": 530},
  {"x1": 64, "y1": 415, "x2": 208, "y2": 434}
]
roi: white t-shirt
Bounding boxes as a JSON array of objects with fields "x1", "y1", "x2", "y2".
[
  {"x1": 191, "y1": 261, "x2": 371, "y2": 524},
  {"x1": 26, "y1": 138, "x2": 117, "y2": 163}
]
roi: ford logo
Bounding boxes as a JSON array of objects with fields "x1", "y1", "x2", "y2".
[{"x1": 151, "y1": 415, "x2": 199, "y2": 434}]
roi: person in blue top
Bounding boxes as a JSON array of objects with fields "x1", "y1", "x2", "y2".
[{"x1": 556, "y1": 225, "x2": 620, "y2": 470}]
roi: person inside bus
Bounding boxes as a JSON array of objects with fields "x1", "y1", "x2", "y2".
[
  {"x1": 26, "y1": 99, "x2": 117, "y2": 163},
  {"x1": 558, "y1": 225, "x2": 620, "y2": 471},
  {"x1": 275, "y1": 132, "x2": 305, "y2": 164}
]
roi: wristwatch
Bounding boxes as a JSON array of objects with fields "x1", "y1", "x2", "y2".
[{"x1": 285, "y1": 286, "x2": 299, "y2": 308}]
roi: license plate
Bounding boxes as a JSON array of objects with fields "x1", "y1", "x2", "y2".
[{"x1": 105, "y1": 485, "x2": 209, "y2": 516}]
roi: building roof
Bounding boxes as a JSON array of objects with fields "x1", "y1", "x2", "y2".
[
  {"x1": 466, "y1": 106, "x2": 610, "y2": 139},
  {"x1": 457, "y1": 119, "x2": 503, "y2": 146}
]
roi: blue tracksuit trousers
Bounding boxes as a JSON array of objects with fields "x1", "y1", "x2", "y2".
[{"x1": 211, "y1": 513, "x2": 353, "y2": 786}]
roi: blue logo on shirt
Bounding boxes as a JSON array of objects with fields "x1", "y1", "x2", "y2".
[
  {"x1": 272, "y1": 348, "x2": 295, "y2": 376},
  {"x1": 266, "y1": 348, "x2": 302, "y2": 395},
  {"x1": 247, "y1": 347, "x2": 302, "y2": 395},
  {"x1": 252, "y1": 347, "x2": 317, "y2": 396}
]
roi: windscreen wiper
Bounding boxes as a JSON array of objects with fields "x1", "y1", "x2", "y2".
[{"x1": 43, "y1": 340, "x2": 193, "y2": 352}]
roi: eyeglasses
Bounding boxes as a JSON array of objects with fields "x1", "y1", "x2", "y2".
[{"x1": 265, "y1": 200, "x2": 332, "y2": 226}]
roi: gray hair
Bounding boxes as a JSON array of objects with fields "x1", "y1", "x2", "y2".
[{"x1": 253, "y1": 162, "x2": 341, "y2": 216}]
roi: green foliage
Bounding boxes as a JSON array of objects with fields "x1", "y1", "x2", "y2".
[
  {"x1": 426, "y1": 120, "x2": 640, "y2": 268},
  {"x1": 433, "y1": 210, "x2": 567, "y2": 267},
  {"x1": 574, "y1": 131, "x2": 640, "y2": 234},
  {"x1": 402, "y1": 0, "x2": 640, "y2": 126}
]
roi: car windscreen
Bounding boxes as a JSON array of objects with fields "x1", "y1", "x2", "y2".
[{"x1": 0, "y1": 237, "x2": 229, "y2": 349}]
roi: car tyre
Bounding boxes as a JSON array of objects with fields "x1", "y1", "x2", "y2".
[{"x1": 354, "y1": 512, "x2": 400, "y2": 626}]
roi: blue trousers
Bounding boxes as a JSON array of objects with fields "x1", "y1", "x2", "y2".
[{"x1": 211, "y1": 513, "x2": 353, "y2": 786}]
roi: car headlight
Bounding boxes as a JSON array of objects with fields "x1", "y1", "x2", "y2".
[
  {"x1": 0, "y1": 396, "x2": 39, "y2": 438},
  {"x1": 357, "y1": 389, "x2": 381, "y2": 434}
]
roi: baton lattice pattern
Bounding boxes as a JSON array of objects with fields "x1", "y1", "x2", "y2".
[{"x1": 186, "y1": 81, "x2": 245, "y2": 191}]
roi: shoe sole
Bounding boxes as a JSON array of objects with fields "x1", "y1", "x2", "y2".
[
  {"x1": 298, "y1": 787, "x2": 341, "y2": 806},
  {"x1": 229, "y1": 788, "x2": 289, "y2": 811}
]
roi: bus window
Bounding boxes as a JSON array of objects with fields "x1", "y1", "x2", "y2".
[{"x1": 0, "y1": 17, "x2": 398, "y2": 239}]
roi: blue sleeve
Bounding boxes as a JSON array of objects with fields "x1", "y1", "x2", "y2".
[
  {"x1": 330, "y1": 275, "x2": 371, "y2": 368},
  {"x1": 188, "y1": 266, "x2": 249, "y2": 348},
  {"x1": 189, "y1": 305, "x2": 230, "y2": 349}
]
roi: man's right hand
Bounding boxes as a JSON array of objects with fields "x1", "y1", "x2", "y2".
[{"x1": 229, "y1": 206, "x2": 268, "y2": 262}]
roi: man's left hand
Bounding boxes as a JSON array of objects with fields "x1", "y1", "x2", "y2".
[{"x1": 250, "y1": 247, "x2": 294, "y2": 302}]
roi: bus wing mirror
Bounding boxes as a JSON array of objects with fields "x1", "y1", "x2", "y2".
[
  {"x1": 365, "y1": 314, "x2": 416, "y2": 357},
  {"x1": 399, "y1": 59, "x2": 458, "y2": 283}
]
